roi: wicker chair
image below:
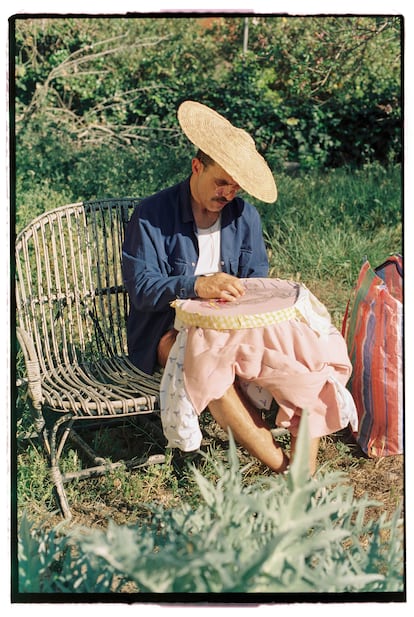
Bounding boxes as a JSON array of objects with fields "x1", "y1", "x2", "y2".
[{"x1": 16, "y1": 198, "x2": 165, "y2": 519}]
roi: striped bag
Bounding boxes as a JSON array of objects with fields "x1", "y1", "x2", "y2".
[{"x1": 342, "y1": 255, "x2": 403, "y2": 457}]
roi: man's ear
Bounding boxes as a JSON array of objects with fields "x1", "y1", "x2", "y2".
[{"x1": 191, "y1": 157, "x2": 203, "y2": 176}]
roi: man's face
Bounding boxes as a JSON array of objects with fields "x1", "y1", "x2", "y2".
[{"x1": 191, "y1": 158, "x2": 241, "y2": 212}]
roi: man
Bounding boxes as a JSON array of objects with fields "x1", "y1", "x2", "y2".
[{"x1": 122, "y1": 101, "x2": 314, "y2": 474}]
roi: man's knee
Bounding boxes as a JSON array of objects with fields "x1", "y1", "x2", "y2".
[{"x1": 157, "y1": 328, "x2": 178, "y2": 367}]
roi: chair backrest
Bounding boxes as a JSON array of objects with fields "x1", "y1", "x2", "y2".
[{"x1": 15, "y1": 198, "x2": 140, "y2": 373}]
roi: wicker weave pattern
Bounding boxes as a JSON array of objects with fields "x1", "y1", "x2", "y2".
[{"x1": 16, "y1": 199, "x2": 163, "y2": 518}]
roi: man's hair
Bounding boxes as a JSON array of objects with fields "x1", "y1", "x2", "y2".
[{"x1": 196, "y1": 149, "x2": 215, "y2": 168}]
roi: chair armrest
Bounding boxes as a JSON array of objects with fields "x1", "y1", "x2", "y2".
[{"x1": 16, "y1": 326, "x2": 43, "y2": 412}]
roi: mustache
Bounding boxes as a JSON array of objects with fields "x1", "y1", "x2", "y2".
[{"x1": 213, "y1": 197, "x2": 229, "y2": 205}]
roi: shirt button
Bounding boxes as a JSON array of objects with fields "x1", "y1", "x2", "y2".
[{"x1": 191, "y1": 262, "x2": 195, "y2": 266}]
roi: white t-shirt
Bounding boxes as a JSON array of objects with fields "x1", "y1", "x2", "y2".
[{"x1": 194, "y1": 216, "x2": 222, "y2": 276}]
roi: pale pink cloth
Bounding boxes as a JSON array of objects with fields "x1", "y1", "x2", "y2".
[{"x1": 183, "y1": 320, "x2": 355, "y2": 438}]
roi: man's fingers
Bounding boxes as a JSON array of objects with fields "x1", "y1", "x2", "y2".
[
  {"x1": 229, "y1": 281, "x2": 245, "y2": 296},
  {"x1": 219, "y1": 284, "x2": 244, "y2": 301},
  {"x1": 216, "y1": 274, "x2": 245, "y2": 297},
  {"x1": 195, "y1": 273, "x2": 245, "y2": 300}
]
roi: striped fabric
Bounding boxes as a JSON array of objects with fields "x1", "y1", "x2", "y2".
[{"x1": 342, "y1": 255, "x2": 403, "y2": 457}]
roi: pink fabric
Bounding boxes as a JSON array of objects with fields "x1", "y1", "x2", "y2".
[{"x1": 183, "y1": 320, "x2": 353, "y2": 438}]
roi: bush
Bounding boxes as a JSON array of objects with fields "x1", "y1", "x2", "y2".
[
  {"x1": 13, "y1": 15, "x2": 401, "y2": 193},
  {"x1": 17, "y1": 414, "x2": 404, "y2": 595}
]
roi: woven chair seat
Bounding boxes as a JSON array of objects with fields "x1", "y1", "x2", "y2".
[{"x1": 40, "y1": 356, "x2": 161, "y2": 416}]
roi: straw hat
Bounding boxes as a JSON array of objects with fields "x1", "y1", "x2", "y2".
[{"x1": 177, "y1": 100, "x2": 277, "y2": 203}]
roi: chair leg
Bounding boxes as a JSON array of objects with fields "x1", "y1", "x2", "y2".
[
  {"x1": 41, "y1": 413, "x2": 167, "y2": 520},
  {"x1": 48, "y1": 414, "x2": 74, "y2": 520},
  {"x1": 67, "y1": 429, "x2": 107, "y2": 465},
  {"x1": 50, "y1": 464, "x2": 72, "y2": 520}
]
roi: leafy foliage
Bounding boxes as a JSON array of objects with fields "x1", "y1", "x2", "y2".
[
  {"x1": 18, "y1": 513, "x2": 122, "y2": 593},
  {"x1": 12, "y1": 15, "x2": 401, "y2": 214},
  {"x1": 17, "y1": 415, "x2": 404, "y2": 595}
]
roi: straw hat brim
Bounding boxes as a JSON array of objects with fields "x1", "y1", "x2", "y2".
[{"x1": 177, "y1": 101, "x2": 277, "y2": 203}]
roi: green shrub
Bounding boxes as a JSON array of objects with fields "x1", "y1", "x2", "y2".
[
  {"x1": 17, "y1": 414, "x2": 404, "y2": 595},
  {"x1": 13, "y1": 15, "x2": 401, "y2": 193},
  {"x1": 18, "y1": 513, "x2": 121, "y2": 593}
]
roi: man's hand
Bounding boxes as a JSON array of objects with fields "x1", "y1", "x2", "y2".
[{"x1": 194, "y1": 273, "x2": 245, "y2": 302}]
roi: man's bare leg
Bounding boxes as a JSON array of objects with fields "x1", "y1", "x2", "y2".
[
  {"x1": 208, "y1": 384, "x2": 289, "y2": 473},
  {"x1": 290, "y1": 434, "x2": 320, "y2": 476},
  {"x1": 157, "y1": 333, "x2": 315, "y2": 474}
]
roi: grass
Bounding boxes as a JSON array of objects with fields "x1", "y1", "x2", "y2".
[
  {"x1": 14, "y1": 162, "x2": 404, "y2": 589},
  {"x1": 15, "y1": 408, "x2": 404, "y2": 534}
]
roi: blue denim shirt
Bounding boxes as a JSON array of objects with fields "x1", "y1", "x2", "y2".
[{"x1": 122, "y1": 177, "x2": 269, "y2": 374}]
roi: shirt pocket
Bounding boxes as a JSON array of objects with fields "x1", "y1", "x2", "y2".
[
  {"x1": 229, "y1": 248, "x2": 252, "y2": 276},
  {"x1": 170, "y1": 257, "x2": 194, "y2": 276}
]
